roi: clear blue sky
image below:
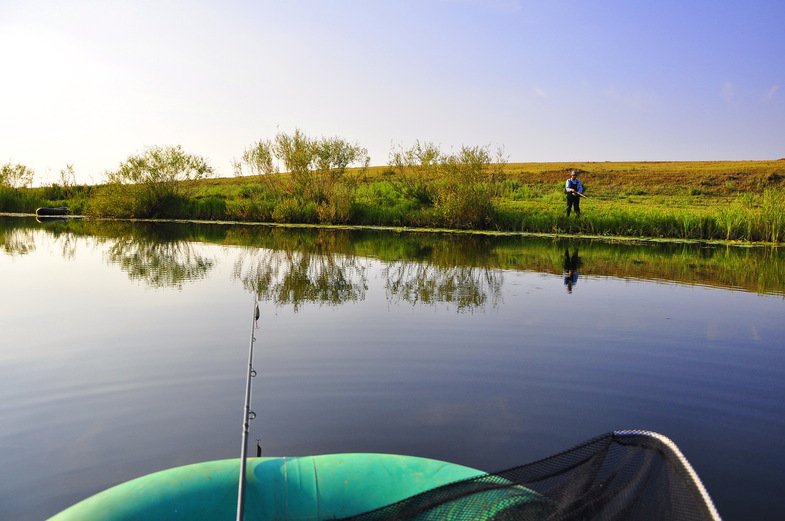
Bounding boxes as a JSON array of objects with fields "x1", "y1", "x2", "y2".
[{"x1": 1, "y1": 0, "x2": 783, "y2": 185}]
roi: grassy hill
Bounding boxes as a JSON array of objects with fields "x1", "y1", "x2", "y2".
[{"x1": 3, "y1": 159, "x2": 784, "y2": 242}]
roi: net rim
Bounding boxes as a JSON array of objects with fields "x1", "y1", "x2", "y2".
[{"x1": 613, "y1": 429, "x2": 722, "y2": 521}]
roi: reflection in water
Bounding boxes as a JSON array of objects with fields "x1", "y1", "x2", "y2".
[
  {"x1": 3, "y1": 216, "x2": 785, "y2": 521},
  {"x1": 2, "y1": 216, "x2": 784, "y2": 299},
  {"x1": 58, "y1": 233, "x2": 77, "y2": 260},
  {"x1": 384, "y1": 262, "x2": 502, "y2": 311},
  {"x1": 232, "y1": 246, "x2": 502, "y2": 312},
  {"x1": 233, "y1": 249, "x2": 368, "y2": 310},
  {"x1": 35, "y1": 216, "x2": 70, "y2": 224},
  {"x1": 105, "y1": 237, "x2": 214, "y2": 289},
  {"x1": 3, "y1": 220, "x2": 785, "y2": 521},
  {"x1": 0, "y1": 227, "x2": 36, "y2": 256},
  {"x1": 563, "y1": 248, "x2": 582, "y2": 294},
  {"x1": 1, "y1": 219, "x2": 81, "y2": 259}
]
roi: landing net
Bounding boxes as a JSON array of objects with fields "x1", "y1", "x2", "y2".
[{"x1": 338, "y1": 430, "x2": 721, "y2": 521}]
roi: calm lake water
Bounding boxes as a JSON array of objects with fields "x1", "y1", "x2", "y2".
[{"x1": 1, "y1": 216, "x2": 784, "y2": 520}]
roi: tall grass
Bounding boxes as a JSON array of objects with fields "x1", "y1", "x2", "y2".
[
  {"x1": 0, "y1": 188, "x2": 44, "y2": 213},
  {"x1": 761, "y1": 188, "x2": 784, "y2": 242},
  {"x1": 716, "y1": 189, "x2": 784, "y2": 242}
]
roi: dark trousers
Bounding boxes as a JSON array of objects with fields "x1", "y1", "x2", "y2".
[{"x1": 566, "y1": 193, "x2": 581, "y2": 216}]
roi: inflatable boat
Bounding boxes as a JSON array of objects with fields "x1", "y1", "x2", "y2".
[
  {"x1": 48, "y1": 430, "x2": 721, "y2": 521},
  {"x1": 50, "y1": 452, "x2": 547, "y2": 521},
  {"x1": 35, "y1": 206, "x2": 70, "y2": 216}
]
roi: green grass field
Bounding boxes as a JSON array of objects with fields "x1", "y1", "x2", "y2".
[{"x1": 4, "y1": 160, "x2": 784, "y2": 243}]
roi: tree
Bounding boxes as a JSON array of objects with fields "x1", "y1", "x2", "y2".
[
  {"x1": 0, "y1": 162, "x2": 35, "y2": 189},
  {"x1": 273, "y1": 129, "x2": 316, "y2": 191},
  {"x1": 237, "y1": 140, "x2": 276, "y2": 177},
  {"x1": 60, "y1": 163, "x2": 76, "y2": 188},
  {"x1": 239, "y1": 130, "x2": 369, "y2": 202},
  {"x1": 108, "y1": 145, "x2": 213, "y2": 196},
  {"x1": 389, "y1": 141, "x2": 441, "y2": 174},
  {"x1": 314, "y1": 137, "x2": 370, "y2": 179},
  {"x1": 55, "y1": 163, "x2": 78, "y2": 198},
  {"x1": 102, "y1": 145, "x2": 214, "y2": 217}
]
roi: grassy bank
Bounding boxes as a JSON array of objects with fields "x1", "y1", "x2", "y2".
[{"x1": 5, "y1": 160, "x2": 785, "y2": 242}]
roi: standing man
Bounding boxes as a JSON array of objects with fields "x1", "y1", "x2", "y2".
[{"x1": 565, "y1": 170, "x2": 584, "y2": 217}]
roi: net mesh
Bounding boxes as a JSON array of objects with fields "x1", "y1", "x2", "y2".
[{"x1": 337, "y1": 431, "x2": 720, "y2": 521}]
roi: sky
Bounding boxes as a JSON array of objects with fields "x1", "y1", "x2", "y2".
[{"x1": 1, "y1": 0, "x2": 783, "y2": 185}]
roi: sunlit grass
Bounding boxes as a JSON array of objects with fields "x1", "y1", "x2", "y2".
[{"x1": 4, "y1": 160, "x2": 784, "y2": 243}]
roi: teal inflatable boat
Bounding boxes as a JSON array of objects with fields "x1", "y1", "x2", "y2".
[{"x1": 49, "y1": 453, "x2": 542, "y2": 521}]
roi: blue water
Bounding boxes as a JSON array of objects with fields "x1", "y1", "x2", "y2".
[{"x1": 0, "y1": 219, "x2": 783, "y2": 520}]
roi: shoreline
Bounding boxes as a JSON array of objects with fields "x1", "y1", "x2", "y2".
[{"x1": 3, "y1": 212, "x2": 779, "y2": 248}]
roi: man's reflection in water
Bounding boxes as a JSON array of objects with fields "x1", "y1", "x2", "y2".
[{"x1": 563, "y1": 248, "x2": 582, "y2": 294}]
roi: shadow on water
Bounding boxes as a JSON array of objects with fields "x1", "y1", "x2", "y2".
[{"x1": 3, "y1": 216, "x2": 784, "y2": 307}]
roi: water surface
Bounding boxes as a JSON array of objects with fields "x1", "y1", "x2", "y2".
[{"x1": 1, "y1": 217, "x2": 784, "y2": 520}]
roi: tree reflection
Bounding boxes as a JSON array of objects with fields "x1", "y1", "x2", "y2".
[
  {"x1": 57, "y1": 233, "x2": 77, "y2": 260},
  {"x1": 0, "y1": 227, "x2": 36, "y2": 256},
  {"x1": 384, "y1": 261, "x2": 502, "y2": 311},
  {"x1": 233, "y1": 245, "x2": 502, "y2": 312},
  {"x1": 233, "y1": 249, "x2": 368, "y2": 310},
  {"x1": 41, "y1": 224, "x2": 79, "y2": 260},
  {"x1": 1, "y1": 218, "x2": 76, "y2": 258},
  {"x1": 105, "y1": 237, "x2": 214, "y2": 289},
  {"x1": 3, "y1": 216, "x2": 782, "y2": 298}
]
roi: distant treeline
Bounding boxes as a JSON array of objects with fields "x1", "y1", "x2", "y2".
[{"x1": 2, "y1": 131, "x2": 784, "y2": 242}]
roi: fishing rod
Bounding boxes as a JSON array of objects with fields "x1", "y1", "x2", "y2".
[{"x1": 236, "y1": 299, "x2": 261, "y2": 521}]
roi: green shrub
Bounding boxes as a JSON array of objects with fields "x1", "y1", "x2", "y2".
[
  {"x1": 436, "y1": 183, "x2": 494, "y2": 229},
  {"x1": 272, "y1": 198, "x2": 318, "y2": 223},
  {"x1": 316, "y1": 184, "x2": 354, "y2": 224},
  {"x1": 238, "y1": 185, "x2": 257, "y2": 199},
  {"x1": 189, "y1": 196, "x2": 228, "y2": 220},
  {"x1": 86, "y1": 184, "x2": 138, "y2": 218},
  {"x1": 226, "y1": 199, "x2": 275, "y2": 222}
]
